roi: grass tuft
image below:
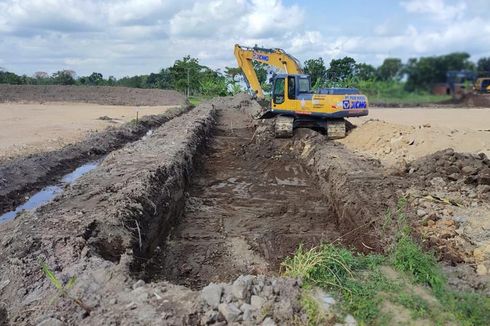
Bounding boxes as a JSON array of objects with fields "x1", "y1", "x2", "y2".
[{"x1": 392, "y1": 233, "x2": 445, "y2": 294}]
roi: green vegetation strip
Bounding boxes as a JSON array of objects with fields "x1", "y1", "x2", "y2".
[{"x1": 283, "y1": 225, "x2": 490, "y2": 325}]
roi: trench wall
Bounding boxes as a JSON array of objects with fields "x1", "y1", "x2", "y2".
[
  {"x1": 0, "y1": 105, "x2": 189, "y2": 214},
  {"x1": 0, "y1": 103, "x2": 215, "y2": 324},
  {"x1": 292, "y1": 133, "x2": 410, "y2": 252}
]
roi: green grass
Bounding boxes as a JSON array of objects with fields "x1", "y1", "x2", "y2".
[
  {"x1": 299, "y1": 291, "x2": 328, "y2": 325},
  {"x1": 282, "y1": 233, "x2": 490, "y2": 325},
  {"x1": 353, "y1": 80, "x2": 452, "y2": 106},
  {"x1": 392, "y1": 233, "x2": 445, "y2": 294},
  {"x1": 187, "y1": 95, "x2": 215, "y2": 106}
]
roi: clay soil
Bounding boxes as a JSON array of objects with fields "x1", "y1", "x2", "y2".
[
  {"x1": 141, "y1": 106, "x2": 339, "y2": 289},
  {"x1": 0, "y1": 85, "x2": 186, "y2": 106},
  {"x1": 0, "y1": 94, "x2": 489, "y2": 325},
  {"x1": 343, "y1": 107, "x2": 490, "y2": 166}
]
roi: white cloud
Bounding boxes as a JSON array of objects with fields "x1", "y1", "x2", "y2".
[
  {"x1": 169, "y1": 0, "x2": 303, "y2": 38},
  {"x1": 0, "y1": 0, "x2": 490, "y2": 77},
  {"x1": 401, "y1": 0, "x2": 466, "y2": 21}
]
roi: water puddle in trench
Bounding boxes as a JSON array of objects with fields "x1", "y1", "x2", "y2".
[{"x1": 0, "y1": 161, "x2": 100, "y2": 223}]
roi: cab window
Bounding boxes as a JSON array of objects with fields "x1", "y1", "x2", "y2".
[
  {"x1": 273, "y1": 78, "x2": 285, "y2": 104},
  {"x1": 288, "y1": 76, "x2": 296, "y2": 100},
  {"x1": 298, "y1": 77, "x2": 311, "y2": 93}
]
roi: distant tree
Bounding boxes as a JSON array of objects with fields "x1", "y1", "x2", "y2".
[
  {"x1": 304, "y1": 58, "x2": 327, "y2": 88},
  {"x1": 52, "y1": 70, "x2": 76, "y2": 85},
  {"x1": 34, "y1": 71, "x2": 49, "y2": 79},
  {"x1": 147, "y1": 69, "x2": 172, "y2": 89},
  {"x1": 405, "y1": 52, "x2": 474, "y2": 91},
  {"x1": 199, "y1": 68, "x2": 228, "y2": 96},
  {"x1": 0, "y1": 67, "x2": 5, "y2": 72},
  {"x1": 117, "y1": 75, "x2": 147, "y2": 88},
  {"x1": 477, "y1": 57, "x2": 490, "y2": 75},
  {"x1": 0, "y1": 71, "x2": 23, "y2": 84},
  {"x1": 356, "y1": 63, "x2": 377, "y2": 80},
  {"x1": 168, "y1": 55, "x2": 203, "y2": 95},
  {"x1": 252, "y1": 62, "x2": 268, "y2": 84},
  {"x1": 107, "y1": 76, "x2": 117, "y2": 86},
  {"x1": 327, "y1": 57, "x2": 358, "y2": 82},
  {"x1": 88, "y1": 72, "x2": 104, "y2": 85},
  {"x1": 224, "y1": 67, "x2": 244, "y2": 94},
  {"x1": 377, "y1": 58, "x2": 402, "y2": 81},
  {"x1": 224, "y1": 67, "x2": 243, "y2": 82}
]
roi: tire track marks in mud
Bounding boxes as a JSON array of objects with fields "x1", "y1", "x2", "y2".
[{"x1": 144, "y1": 108, "x2": 340, "y2": 289}]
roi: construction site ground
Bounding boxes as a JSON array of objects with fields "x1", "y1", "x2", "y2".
[
  {"x1": 0, "y1": 87, "x2": 488, "y2": 325},
  {"x1": 0, "y1": 103, "x2": 181, "y2": 161}
]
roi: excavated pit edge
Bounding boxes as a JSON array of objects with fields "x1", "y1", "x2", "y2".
[{"x1": 0, "y1": 105, "x2": 191, "y2": 215}]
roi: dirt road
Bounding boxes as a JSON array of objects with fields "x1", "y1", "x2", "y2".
[{"x1": 0, "y1": 103, "x2": 176, "y2": 161}]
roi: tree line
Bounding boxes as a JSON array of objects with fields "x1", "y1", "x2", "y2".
[
  {"x1": 1, "y1": 52, "x2": 490, "y2": 97},
  {"x1": 303, "y1": 53, "x2": 490, "y2": 91},
  {"x1": 0, "y1": 55, "x2": 230, "y2": 97}
]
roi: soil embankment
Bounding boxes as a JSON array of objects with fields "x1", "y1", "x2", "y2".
[
  {"x1": 0, "y1": 106, "x2": 189, "y2": 216},
  {"x1": 0, "y1": 85, "x2": 186, "y2": 106}
]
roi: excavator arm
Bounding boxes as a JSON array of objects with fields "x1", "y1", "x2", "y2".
[{"x1": 234, "y1": 44, "x2": 303, "y2": 100}]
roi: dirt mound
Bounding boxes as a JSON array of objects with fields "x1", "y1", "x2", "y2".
[
  {"x1": 0, "y1": 103, "x2": 215, "y2": 324},
  {"x1": 403, "y1": 149, "x2": 490, "y2": 292},
  {"x1": 340, "y1": 119, "x2": 490, "y2": 166},
  {"x1": 0, "y1": 106, "x2": 189, "y2": 215},
  {"x1": 459, "y1": 93, "x2": 490, "y2": 107},
  {"x1": 408, "y1": 149, "x2": 490, "y2": 189},
  {"x1": 0, "y1": 85, "x2": 186, "y2": 106}
]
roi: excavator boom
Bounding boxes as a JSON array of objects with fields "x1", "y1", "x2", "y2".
[{"x1": 234, "y1": 44, "x2": 303, "y2": 99}]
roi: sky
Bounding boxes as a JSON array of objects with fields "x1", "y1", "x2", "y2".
[{"x1": 0, "y1": 0, "x2": 489, "y2": 78}]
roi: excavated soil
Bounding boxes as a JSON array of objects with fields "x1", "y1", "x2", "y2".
[
  {"x1": 140, "y1": 106, "x2": 339, "y2": 289},
  {"x1": 0, "y1": 106, "x2": 189, "y2": 216},
  {"x1": 0, "y1": 85, "x2": 186, "y2": 106},
  {"x1": 1, "y1": 94, "x2": 487, "y2": 324}
]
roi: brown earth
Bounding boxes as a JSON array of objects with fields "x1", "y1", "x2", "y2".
[
  {"x1": 342, "y1": 108, "x2": 490, "y2": 167},
  {"x1": 0, "y1": 95, "x2": 404, "y2": 325},
  {"x1": 0, "y1": 105, "x2": 189, "y2": 216},
  {"x1": 0, "y1": 94, "x2": 488, "y2": 325},
  {"x1": 341, "y1": 106, "x2": 490, "y2": 291},
  {"x1": 139, "y1": 100, "x2": 339, "y2": 289},
  {"x1": 0, "y1": 85, "x2": 186, "y2": 106},
  {"x1": 0, "y1": 103, "x2": 178, "y2": 161}
]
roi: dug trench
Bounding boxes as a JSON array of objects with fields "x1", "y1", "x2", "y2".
[
  {"x1": 0, "y1": 95, "x2": 409, "y2": 324},
  {"x1": 133, "y1": 99, "x2": 341, "y2": 289},
  {"x1": 0, "y1": 105, "x2": 189, "y2": 217}
]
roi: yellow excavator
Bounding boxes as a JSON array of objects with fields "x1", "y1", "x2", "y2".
[
  {"x1": 474, "y1": 78, "x2": 490, "y2": 94},
  {"x1": 234, "y1": 44, "x2": 368, "y2": 138}
]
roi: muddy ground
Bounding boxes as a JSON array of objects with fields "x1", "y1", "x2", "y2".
[
  {"x1": 0, "y1": 94, "x2": 488, "y2": 325},
  {"x1": 0, "y1": 105, "x2": 188, "y2": 217},
  {"x1": 0, "y1": 85, "x2": 186, "y2": 106}
]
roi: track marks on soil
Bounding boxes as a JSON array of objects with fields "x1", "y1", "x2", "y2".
[{"x1": 149, "y1": 109, "x2": 339, "y2": 288}]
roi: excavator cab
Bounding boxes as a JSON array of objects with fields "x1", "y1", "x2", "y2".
[{"x1": 272, "y1": 74, "x2": 311, "y2": 105}]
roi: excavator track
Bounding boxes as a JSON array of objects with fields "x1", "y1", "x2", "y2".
[
  {"x1": 274, "y1": 116, "x2": 294, "y2": 138},
  {"x1": 326, "y1": 119, "x2": 346, "y2": 139}
]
